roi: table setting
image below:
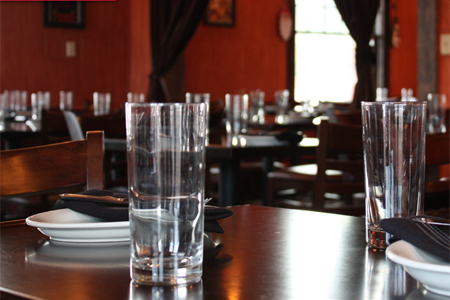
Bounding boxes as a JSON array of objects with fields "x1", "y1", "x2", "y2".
[{"x1": 362, "y1": 101, "x2": 450, "y2": 297}]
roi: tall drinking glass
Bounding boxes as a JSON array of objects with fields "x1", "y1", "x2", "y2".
[
  {"x1": 186, "y1": 93, "x2": 210, "y2": 145},
  {"x1": 225, "y1": 93, "x2": 249, "y2": 145},
  {"x1": 362, "y1": 101, "x2": 426, "y2": 249},
  {"x1": 126, "y1": 103, "x2": 207, "y2": 286}
]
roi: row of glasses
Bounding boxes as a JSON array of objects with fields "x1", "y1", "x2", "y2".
[
  {"x1": 2, "y1": 90, "x2": 28, "y2": 113},
  {"x1": 59, "y1": 91, "x2": 73, "y2": 111},
  {"x1": 127, "y1": 93, "x2": 145, "y2": 103},
  {"x1": 93, "y1": 92, "x2": 111, "y2": 116}
]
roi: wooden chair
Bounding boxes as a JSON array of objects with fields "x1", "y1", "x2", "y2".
[
  {"x1": 40, "y1": 110, "x2": 72, "y2": 145},
  {"x1": 424, "y1": 132, "x2": 450, "y2": 213},
  {"x1": 78, "y1": 113, "x2": 127, "y2": 189},
  {"x1": 1, "y1": 131, "x2": 104, "y2": 220},
  {"x1": 268, "y1": 119, "x2": 365, "y2": 216}
]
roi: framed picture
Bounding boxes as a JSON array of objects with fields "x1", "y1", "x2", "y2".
[
  {"x1": 44, "y1": 2, "x2": 85, "y2": 29},
  {"x1": 205, "y1": 0, "x2": 235, "y2": 27}
]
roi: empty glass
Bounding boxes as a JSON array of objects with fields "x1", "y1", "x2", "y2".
[
  {"x1": 274, "y1": 89, "x2": 289, "y2": 123},
  {"x1": 59, "y1": 91, "x2": 73, "y2": 111},
  {"x1": 249, "y1": 89, "x2": 265, "y2": 124},
  {"x1": 225, "y1": 93, "x2": 249, "y2": 145},
  {"x1": 426, "y1": 93, "x2": 447, "y2": 133},
  {"x1": 93, "y1": 92, "x2": 111, "y2": 116},
  {"x1": 362, "y1": 101, "x2": 426, "y2": 249},
  {"x1": 31, "y1": 93, "x2": 43, "y2": 120},
  {"x1": 186, "y1": 93, "x2": 210, "y2": 145}
]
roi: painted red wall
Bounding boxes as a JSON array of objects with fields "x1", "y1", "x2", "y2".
[
  {"x1": 438, "y1": 0, "x2": 450, "y2": 103},
  {"x1": 185, "y1": 0, "x2": 288, "y2": 104},
  {"x1": 388, "y1": 0, "x2": 417, "y2": 98},
  {"x1": 388, "y1": 0, "x2": 449, "y2": 104},
  {"x1": 0, "y1": 0, "x2": 150, "y2": 111}
]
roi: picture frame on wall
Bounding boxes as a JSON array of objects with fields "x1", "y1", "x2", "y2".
[
  {"x1": 204, "y1": 0, "x2": 235, "y2": 27},
  {"x1": 44, "y1": 1, "x2": 85, "y2": 29}
]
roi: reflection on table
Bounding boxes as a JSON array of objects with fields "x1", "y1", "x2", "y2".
[{"x1": 0, "y1": 206, "x2": 429, "y2": 300}]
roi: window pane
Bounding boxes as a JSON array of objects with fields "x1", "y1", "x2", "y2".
[{"x1": 294, "y1": 33, "x2": 357, "y2": 103}]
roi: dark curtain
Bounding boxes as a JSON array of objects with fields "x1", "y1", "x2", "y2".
[
  {"x1": 148, "y1": 0, "x2": 209, "y2": 102},
  {"x1": 334, "y1": 0, "x2": 380, "y2": 109}
]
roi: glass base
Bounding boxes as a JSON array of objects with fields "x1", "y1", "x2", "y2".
[
  {"x1": 366, "y1": 228, "x2": 388, "y2": 249},
  {"x1": 131, "y1": 264, "x2": 202, "y2": 286}
]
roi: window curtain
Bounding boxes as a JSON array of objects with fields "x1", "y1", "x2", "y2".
[
  {"x1": 148, "y1": 0, "x2": 209, "y2": 102},
  {"x1": 334, "y1": 0, "x2": 380, "y2": 109}
]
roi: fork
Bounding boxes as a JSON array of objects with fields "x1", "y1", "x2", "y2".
[{"x1": 413, "y1": 218, "x2": 450, "y2": 250}]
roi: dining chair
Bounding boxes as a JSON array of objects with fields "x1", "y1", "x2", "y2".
[
  {"x1": 63, "y1": 110, "x2": 84, "y2": 140},
  {"x1": 78, "y1": 113, "x2": 127, "y2": 189},
  {"x1": 267, "y1": 119, "x2": 365, "y2": 216},
  {"x1": 0, "y1": 131, "x2": 104, "y2": 220},
  {"x1": 40, "y1": 110, "x2": 72, "y2": 145},
  {"x1": 424, "y1": 132, "x2": 450, "y2": 213}
]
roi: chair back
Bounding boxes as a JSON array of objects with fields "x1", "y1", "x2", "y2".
[
  {"x1": 63, "y1": 111, "x2": 84, "y2": 140},
  {"x1": 1, "y1": 131, "x2": 104, "y2": 200},
  {"x1": 78, "y1": 113, "x2": 127, "y2": 188},
  {"x1": 40, "y1": 110, "x2": 71, "y2": 145},
  {"x1": 79, "y1": 113, "x2": 126, "y2": 138},
  {"x1": 313, "y1": 119, "x2": 365, "y2": 213}
]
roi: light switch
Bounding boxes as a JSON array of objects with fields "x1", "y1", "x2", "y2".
[
  {"x1": 66, "y1": 41, "x2": 77, "y2": 58},
  {"x1": 440, "y1": 34, "x2": 450, "y2": 56}
]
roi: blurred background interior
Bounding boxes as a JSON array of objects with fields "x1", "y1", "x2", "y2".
[{"x1": 1, "y1": 0, "x2": 449, "y2": 220}]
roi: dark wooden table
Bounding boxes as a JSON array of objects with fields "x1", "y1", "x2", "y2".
[
  {"x1": 1, "y1": 205, "x2": 426, "y2": 300},
  {"x1": 206, "y1": 138, "x2": 317, "y2": 206},
  {"x1": 0, "y1": 120, "x2": 41, "y2": 149}
]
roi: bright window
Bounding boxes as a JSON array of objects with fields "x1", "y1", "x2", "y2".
[{"x1": 294, "y1": 0, "x2": 357, "y2": 103}]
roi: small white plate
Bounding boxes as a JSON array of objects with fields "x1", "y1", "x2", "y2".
[
  {"x1": 26, "y1": 209, "x2": 130, "y2": 243},
  {"x1": 386, "y1": 240, "x2": 450, "y2": 296}
]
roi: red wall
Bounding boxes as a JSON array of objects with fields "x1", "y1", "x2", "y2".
[
  {"x1": 388, "y1": 0, "x2": 417, "y2": 98},
  {"x1": 0, "y1": 0, "x2": 150, "y2": 111},
  {"x1": 185, "y1": 0, "x2": 288, "y2": 104},
  {"x1": 1, "y1": 1, "x2": 447, "y2": 109},
  {"x1": 438, "y1": 0, "x2": 450, "y2": 103},
  {"x1": 388, "y1": 0, "x2": 449, "y2": 104}
]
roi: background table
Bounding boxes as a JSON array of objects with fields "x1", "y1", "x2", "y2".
[
  {"x1": 206, "y1": 141, "x2": 316, "y2": 206},
  {"x1": 1, "y1": 206, "x2": 427, "y2": 300}
]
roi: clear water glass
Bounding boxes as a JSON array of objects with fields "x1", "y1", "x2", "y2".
[
  {"x1": 126, "y1": 102, "x2": 207, "y2": 286},
  {"x1": 362, "y1": 101, "x2": 426, "y2": 249}
]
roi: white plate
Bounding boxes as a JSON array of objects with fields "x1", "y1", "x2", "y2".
[
  {"x1": 26, "y1": 209, "x2": 130, "y2": 243},
  {"x1": 386, "y1": 240, "x2": 450, "y2": 296}
]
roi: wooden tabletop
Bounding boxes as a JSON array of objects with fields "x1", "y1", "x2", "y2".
[{"x1": 0, "y1": 206, "x2": 423, "y2": 300}]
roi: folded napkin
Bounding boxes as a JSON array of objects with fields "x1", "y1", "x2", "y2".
[
  {"x1": 55, "y1": 189, "x2": 233, "y2": 234},
  {"x1": 381, "y1": 215, "x2": 450, "y2": 262}
]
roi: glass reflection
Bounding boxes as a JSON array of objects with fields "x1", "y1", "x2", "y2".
[{"x1": 129, "y1": 280, "x2": 203, "y2": 300}]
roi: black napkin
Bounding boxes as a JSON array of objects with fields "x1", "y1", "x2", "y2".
[
  {"x1": 380, "y1": 215, "x2": 450, "y2": 262},
  {"x1": 54, "y1": 189, "x2": 233, "y2": 234},
  {"x1": 275, "y1": 130, "x2": 303, "y2": 145}
]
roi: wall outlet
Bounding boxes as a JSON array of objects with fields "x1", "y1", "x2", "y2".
[
  {"x1": 66, "y1": 41, "x2": 77, "y2": 58},
  {"x1": 441, "y1": 34, "x2": 450, "y2": 56}
]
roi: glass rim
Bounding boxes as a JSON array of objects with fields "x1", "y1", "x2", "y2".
[
  {"x1": 125, "y1": 102, "x2": 205, "y2": 107},
  {"x1": 361, "y1": 101, "x2": 426, "y2": 107}
]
